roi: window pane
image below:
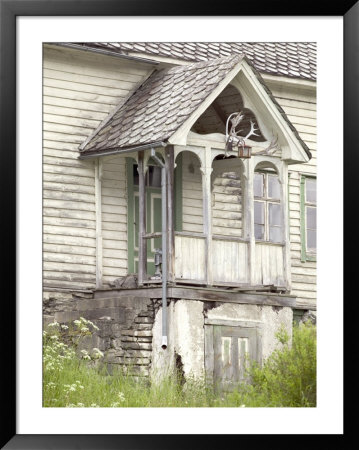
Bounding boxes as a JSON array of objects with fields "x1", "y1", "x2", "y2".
[
  {"x1": 306, "y1": 179, "x2": 316, "y2": 203},
  {"x1": 268, "y1": 175, "x2": 280, "y2": 199},
  {"x1": 269, "y1": 226, "x2": 282, "y2": 243},
  {"x1": 307, "y1": 229, "x2": 316, "y2": 250},
  {"x1": 306, "y1": 206, "x2": 316, "y2": 229},
  {"x1": 269, "y1": 203, "x2": 281, "y2": 226},
  {"x1": 254, "y1": 173, "x2": 264, "y2": 197},
  {"x1": 255, "y1": 224, "x2": 264, "y2": 240},
  {"x1": 254, "y1": 201, "x2": 264, "y2": 224},
  {"x1": 148, "y1": 166, "x2": 161, "y2": 188},
  {"x1": 133, "y1": 165, "x2": 139, "y2": 186}
]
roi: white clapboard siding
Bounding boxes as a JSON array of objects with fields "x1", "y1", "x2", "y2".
[
  {"x1": 43, "y1": 45, "x2": 152, "y2": 290},
  {"x1": 101, "y1": 155, "x2": 128, "y2": 284},
  {"x1": 182, "y1": 152, "x2": 204, "y2": 233},
  {"x1": 267, "y1": 81, "x2": 317, "y2": 307}
]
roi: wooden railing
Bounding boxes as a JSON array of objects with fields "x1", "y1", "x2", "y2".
[{"x1": 144, "y1": 232, "x2": 285, "y2": 288}]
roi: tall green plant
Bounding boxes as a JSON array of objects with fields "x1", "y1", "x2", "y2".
[{"x1": 226, "y1": 322, "x2": 317, "y2": 407}]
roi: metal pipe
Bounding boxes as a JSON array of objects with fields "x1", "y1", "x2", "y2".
[{"x1": 150, "y1": 149, "x2": 168, "y2": 350}]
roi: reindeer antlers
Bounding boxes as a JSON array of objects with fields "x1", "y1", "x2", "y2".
[
  {"x1": 252, "y1": 135, "x2": 279, "y2": 156},
  {"x1": 241, "y1": 119, "x2": 260, "y2": 141},
  {"x1": 230, "y1": 112, "x2": 244, "y2": 130}
]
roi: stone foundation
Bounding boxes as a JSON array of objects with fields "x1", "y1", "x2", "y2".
[
  {"x1": 43, "y1": 290, "x2": 158, "y2": 380},
  {"x1": 44, "y1": 289, "x2": 295, "y2": 383}
]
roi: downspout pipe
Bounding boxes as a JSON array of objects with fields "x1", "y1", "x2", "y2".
[{"x1": 150, "y1": 149, "x2": 168, "y2": 350}]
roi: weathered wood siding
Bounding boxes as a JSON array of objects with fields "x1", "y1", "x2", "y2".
[
  {"x1": 182, "y1": 152, "x2": 203, "y2": 233},
  {"x1": 267, "y1": 81, "x2": 317, "y2": 308},
  {"x1": 212, "y1": 170, "x2": 242, "y2": 237},
  {"x1": 175, "y1": 236, "x2": 206, "y2": 281},
  {"x1": 101, "y1": 156, "x2": 128, "y2": 285},
  {"x1": 253, "y1": 243, "x2": 285, "y2": 287},
  {"x1": 212, "y1": 240, "x2": 248, "y2": 283},
  {"x1": 43, "y1": 45, "x2": 153, "y2": 290}
]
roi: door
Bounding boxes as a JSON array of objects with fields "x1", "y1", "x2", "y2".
[
  {"x1": 127, "y1": 156, "x2": 182, "y2": 278},
  {"x1": 205, "y1": 321, "x2": 262, "y2": 391},
  {"x1": 132, "y1": 163, "x2": 162, "y2": 276}
]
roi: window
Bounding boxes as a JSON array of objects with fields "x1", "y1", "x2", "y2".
[
  {"x1": 133, "y1": 164, "x2": 161, "y2": 188},
  {"x1": 301, "y1": 176, "x2": 316, "y2": 261},
  {"x1": 254, "y1": 171, "x2": 282, "y2": 243}
]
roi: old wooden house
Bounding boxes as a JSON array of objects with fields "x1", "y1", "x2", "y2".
[{"x1": 43, "y1": 42, "x2": 316, "y2": 385}]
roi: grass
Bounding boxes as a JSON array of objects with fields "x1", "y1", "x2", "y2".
[{"x1": 43, "y1": 318, "x2": 316, "y2": 408}]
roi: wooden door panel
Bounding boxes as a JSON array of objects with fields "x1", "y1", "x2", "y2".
[{"x1": 206, "y1": 323, "x2": 261, "y2": 391}]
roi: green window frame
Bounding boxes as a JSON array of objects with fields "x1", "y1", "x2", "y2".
[
  {"x1": 126, "y1": 155, "x2": 183, "y2": 274},
  {"x1": 300, "y1": 175, "x2": 317, "y2": 262}
]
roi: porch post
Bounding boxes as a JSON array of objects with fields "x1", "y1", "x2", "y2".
[
  {"x1": 95, "y1": 158, "x2": 103, "y2": 289},
  {"x1": 244, "y1": 157, "x2": 256, "y2": 285},
  {"x1": 165, "y1": 146, "x2": 175, "y2": 283},
  {"x1": 201, "y1": 146, "x2": 213, "y2": 286},
  {"x1": 281, "y1": 162, "x2": 291, "y2": 290},
  {"x1": 138, "y1": 150, "x2": 147, "y2": 286}
]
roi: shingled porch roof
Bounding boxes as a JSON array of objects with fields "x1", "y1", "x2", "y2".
[{"x1": 79, "y1": 54, "x2": 311, "y2": 159}]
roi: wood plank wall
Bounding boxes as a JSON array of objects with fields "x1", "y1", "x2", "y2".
[
  {"x1": 43, "y1": 45, "x2": 317, "y2": 310},
  {"x1": 182, "y1": 152, "x2": 203, "y2": 233},
  {"x1": 212, "y1": 169, "x2": 242, "y2": 237},
  {"x1": 43, "y1": 45, "x2": 153, "y2": 290},
  {"x1": 101, "y1": 156, "x2": 128, "y2": 285},
  {"x1": 267, "y1": 82, "x2": 317, "y2": 308}
]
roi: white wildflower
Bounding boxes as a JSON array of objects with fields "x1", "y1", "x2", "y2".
[
  {"x1": 92, "y1": 348, "x2": 104, "y2": 359},
  {"x1": 118, "y1": 392, "x2": 125, "y2": 402},
  {"x1": 61, "y1": 324, "x2": 69, "y2": 330},
  {"x1": 77, "y1": 403, "x2": 84, "y2": 407},
  {"x1": 80, "y1": 327, "x2": 89, "y2": 333},
  {"x1": 48, "y1": 321, "x2": 59, "y2": 328}
]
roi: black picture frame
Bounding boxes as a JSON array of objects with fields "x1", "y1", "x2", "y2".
[{"x1": 1, "y1": 1, "x2": 355, "y2": 448}]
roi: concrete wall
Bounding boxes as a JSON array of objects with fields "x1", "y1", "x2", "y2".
[{"x1": 151, "y1": 299, "x2": 293, "y2": 381}]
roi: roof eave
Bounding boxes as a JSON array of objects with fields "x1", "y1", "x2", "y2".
[{"x1": 78, "y1": 140, "x2": 168, "y2": 159}]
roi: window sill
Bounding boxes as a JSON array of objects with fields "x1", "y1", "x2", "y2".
[
  {"x1": 301, "y1": 252, "x2": 316, "y2": 263},
  {"x1": 255, "y1": 240, "x2": 285, "y2": 246}
]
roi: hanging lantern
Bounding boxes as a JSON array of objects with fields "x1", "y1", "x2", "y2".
[{"x1": 238, "y1": 144, "x2": 251, "y2": 158}]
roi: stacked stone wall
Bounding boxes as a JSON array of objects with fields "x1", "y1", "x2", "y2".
[{"x1": 43, "y1": 290, "x2": 159, "y2": 380}]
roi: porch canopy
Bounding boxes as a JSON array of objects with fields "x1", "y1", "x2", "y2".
[{"x1": 78, "y1": 54, "x2": 311, "y2": 290}]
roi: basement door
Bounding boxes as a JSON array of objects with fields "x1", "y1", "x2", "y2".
[{"x1": 204, "y1": 321, "x2": 262, "y2": 391}]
